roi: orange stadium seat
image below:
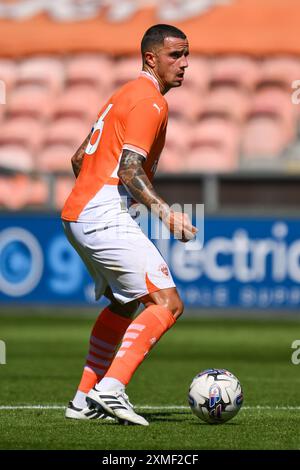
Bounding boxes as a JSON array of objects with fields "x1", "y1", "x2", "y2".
[
  {"x1": 260, "y1": 56, "x2": 300, "y2": 86},
  {"x1": 0, "y1": 59, "x2": 17, "y2": 91},
  {"x1": 241, "y1": 113, "x2": 288, "y2": 159},
  {"x1": 55, "y1": 176, "x2": 75, "y2": 209},
  {"x1": 210, "y1": 55, "x2": 260, "y2": 89},
  {"x1": 28, "y1": 176, "x2": 49, "y2": 206},
  {"x1": 251, "y1": 85, "x2": 297, "y2": 141},
  {"x1": 203, "y1": 83, "x2": 250, "y2": 121},
  {"x1": 113, "y1": 57, "x2": 142, "y2": 87},
  {"x1": 183, "y1": 56, "x2": 211, "y2": 91},
  {"x1": 0, "y1": 174, "x2": 50, "y2": 209},
  {"x1": 0, "y1": 175, "x2": 30, "y2": 209},
  {"x1": 159, "y1": 118, "x2": 190, "y2": 172},
  {"x1": 53, "y1": 84, "x2": 101, "y2": 120},
  {"x1": 8, "y1": 84, "x2": 54, "y2": 119},
  {"x1": 0, "y1": 117, "x2": 45, "y2": 152},
  {"x1": 185, "y1": 117, "x2": 240, "y2": 172},
  {"x1": 186, "y1": 147, "x2": 238, "y2": 173},
  {"x1": 166, "y1": 86, "x2": 202, "y2": 121},
  {"x1": 37, "y1": 143, "x2": 74, "y2": 173},
  {"x1": 0, "y1": 145, "x2": 34, "y2": 172},
  {"x1": 44, "y1": 117, "x2": 90, "y2": 148},
  {"x1": 17, "y1": 56, "x2": 65, "y2": 93},
  {"x1": 66, "y1": 54, "x2": 114, "y2": 94},
  {"x1": 0, "y1": 103, "x2": 5, "y2": 122}
]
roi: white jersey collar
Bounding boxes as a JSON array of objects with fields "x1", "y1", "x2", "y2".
[{"x1": 140, "y1": 71, "x2": 160, "y2": 93}]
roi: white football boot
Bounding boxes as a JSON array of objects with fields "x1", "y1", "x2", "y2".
[
  {"x1": 86, "y1": 388, "x2": 149, "y2": 426},
  {"x1": 65, "y1": 401, "x2": 114, "y2": 421}
]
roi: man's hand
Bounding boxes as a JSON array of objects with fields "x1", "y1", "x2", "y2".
[{"x1": 163, "y1": 211, "x2": 198, "y2": 243}]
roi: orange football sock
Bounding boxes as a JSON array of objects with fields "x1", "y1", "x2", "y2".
[
  {"x1": 78, "y1": 307, "x2": 132, "y2": 393},
  {"x1": 103, "y1": 304, "x2": 176, "y2": 386}
]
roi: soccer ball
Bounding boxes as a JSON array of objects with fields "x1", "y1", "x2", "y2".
[{"x1": 188, "y1": 368, "x2": 243, "y2": 424}]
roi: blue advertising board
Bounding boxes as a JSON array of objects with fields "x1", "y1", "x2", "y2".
[{"x1": 1, "y1": 213, "x2": 300, "y2": 308}]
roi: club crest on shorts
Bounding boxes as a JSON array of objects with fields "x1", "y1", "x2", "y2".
[{"x1": 159, "y1": 263, "x2": 169, "y2": 277}]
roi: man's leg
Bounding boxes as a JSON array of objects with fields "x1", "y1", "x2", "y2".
[
  {"x1": 66, "y1": 288, "x2": 139, "y2": 420},
  {"x1": 87, "y1": 287, "x2": 183, "y2": 425}
]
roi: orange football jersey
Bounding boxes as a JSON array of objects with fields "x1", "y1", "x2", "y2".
[{"x1": 61, "y1": 72, "x2": 168, "y2": 223}]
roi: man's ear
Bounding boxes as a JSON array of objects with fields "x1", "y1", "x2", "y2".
[{"x1": 144, "y1": 51, "x2": 156, "y2": 69}]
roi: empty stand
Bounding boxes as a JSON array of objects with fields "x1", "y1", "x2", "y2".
[
  {"x1": 0, "y1": 59, "x2": 17, "y2": 91},
  {"x1": 185, "y1": 116, "x2": 240, "y2": 172},
  {"x1": 114, "y1": 56, "x2": 142, "y2": 87},
  {"x1": 0, "y1": 117, "x2": 45, "y2": 152},
  {"x1": 0, "y1": 145, "x2": 34, "y2": 172},
  {"x1": 55, "y1": 176, "x2": 75, "y2": 209},
  {"x1": 1, "y1": 51, "x2": 300, "y2": 211},
  {"x1": 251, "y1": 84, "x2": 296, "y2": 141},
  {"x1": 66, "y1": 54, "x2": 114, "y2": 95},
  {"x1": 203, "y1": 83, "x2": 250, "y2": 122},
  {"x1": 8, "y1": 84, "x2": 54, "y2": 119},
  {"x1": 44, "y1": 117, "x2": 89, "y2": 148},
  {"x1": 17, "y1": 56, "x2": 65, "y2": 93},
  {"x1": 53, "y1": 84, "x2": 101, "y2": 120},
  {"x1": 260, "y1": 56, "x2": 300, "y2": 87},
  {"x1": 159, "y1": 118, "x2": 190, "y2": 172},
  {"x1": 38, "y1": 143, "x2": 74, "y2": 173},
  {"x1": 210, "y1": 55, "x2": 260, "y2": 89},
  {"x1": 183, "y1": 56, "x2": 211, "y2": 91},
  {"x1": 167, "y1": 86, "x2": 202, "y2": 121},
  {"x1": 241, "y1": 112, "x2": 288, "y2": 159}
]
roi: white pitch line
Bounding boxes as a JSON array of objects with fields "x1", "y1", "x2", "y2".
[{"x1": 0, "y1": 405, "x2": 300, "y2": 411}]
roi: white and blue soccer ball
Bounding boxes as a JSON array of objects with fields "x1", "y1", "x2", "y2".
[{"x1": 188, "y1": 368, "x2": 243, "y2": 424}]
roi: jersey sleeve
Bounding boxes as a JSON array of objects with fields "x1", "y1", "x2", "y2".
[{"x1": 123, "y1": 98, "x2": 167, "y2": 157}]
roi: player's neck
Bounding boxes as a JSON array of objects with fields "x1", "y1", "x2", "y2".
[{"x1": 141, "y1": 68, "x2": 169, "y2": 95}]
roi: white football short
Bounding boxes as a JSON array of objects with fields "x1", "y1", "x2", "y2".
[{"x1": 62, "y1": 216, "x2": 175, "y2": 304}]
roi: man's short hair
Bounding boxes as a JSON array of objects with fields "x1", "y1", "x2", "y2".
[{"x1": 141, "y1": 24, "x2": 187, "y2": 57}]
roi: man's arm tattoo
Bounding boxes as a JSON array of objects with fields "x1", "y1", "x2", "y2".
[
  {"x1": 71, "y1": 131, "x2": 92, "y2": 178},
  {"x1": 118, "y1": 149, "x2": 170, "y2": 219}
]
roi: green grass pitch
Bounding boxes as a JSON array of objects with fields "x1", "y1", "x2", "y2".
[{"x1": 0, "y1": 311, "x2": 300, "y2": 450}]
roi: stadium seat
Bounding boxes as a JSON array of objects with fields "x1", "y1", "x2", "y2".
[
  {"x1": 0, "y1": 174, "x2": 30, "y2": 210},
  {"x1": 44, "y1": 117, "x2": 90, "y2": 148},
  {"x1": 210, "y1": 55, "x2": 260, "y2": 89},
  {"x1": 8, "y1": 84, "x2": 54, "y2": 119},
  {"x1": 28, "y1": 176, "x2": 49, "y2": 207},
  {"x1": 251, "y1": 85, "x2": 297, "y2": 141},
  {"x1": 185, "y1": 117, "x2": 240, "y2": 172},
  {"x1": 0, "y1": 59, "x2": 17, "y2": 91},
  {"x1": 53, "y1": 84, "x2": 101, "y2": 120},
  {"x1": 159, "y1": 119, "x2": 190, "y2": 172},
  {"x1": 66, "y1": 54, "x2": 114, "y2": 94},
  {"x1": 166, "y1": 86, "x2": 202, "y2": 121},
  {"x1": 260, "y1": 56, "x2": 300, "y2": 87},
  {"x1": 0, "y1": 117, "x2": 45, "y2": 152},
  {"x1": 241, "y1": 112, "x2": 288, "y2": 159},
  {"x1": 55, "y1": 176, "x2": 75, "y2": 209},
  {"x1": 17, "y1": 56, "x2": 65, "y2": 93},
  {"x1": 0, "y1": 103, "x2": 5, "y2": 121},
  {"x1": 113, "y1": 57, "x2": 142, "y2": 87},
  {"x1": 37, "y1": 143, "x2": 74, "y2": 173},
  {"x1": 183, "y1": 56, "x2": 210, "y2": 91},
  {"x1": 185, "y1": 147, "x2": 238, "y2": 173},
  {"x1": 203, "y1": 83, "x2": 250, "y2": 121},
  {"x1": 0, "y1": 145, "x2": 34, "y2": 172}
]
